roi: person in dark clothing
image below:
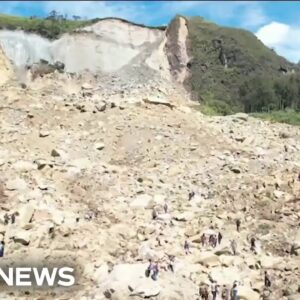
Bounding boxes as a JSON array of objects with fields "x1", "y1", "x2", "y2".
[
  {"x1": 145, "y1": 259, "x2": 154, "y2": 278},
  {"x1": 264, "y1": 271, "x2": 271, "y2": 287},
  {"x1": 0, "y1": 241, "x2": 4, "y2": 257},
  {"x1": 188, "y1": 191, "x2": 195, "y2": 201},
  {"x1": 231, "y1": 282, "x2": 238, "y2": 300},
  {"x1": 231, "y1": 240, "x2": 237, "y2": 256},
  {"x1": 218, "y1": 232, "x2": 223, "y2": 245},
  {"x1": 163, "y1": 203, "x2": 168, "y2": 213},
  {"x1": 11, "y1": 212, "x2": 18, "y2": 224},
  {"x1": 199, "y1": 285, "x2": 209, "y2": 300},
  {"x1": 4, "y1": 214, "x2": 9, "y2": 225},
  {"x1": 236, "y1": 219, "x2": 241, "y2": 232},
  {"x1": 167, "y1": 255, "x2": 175, "y2": 273},
  {"x1": 151, "y1": 262, "x2": 159, "y2": 281},
  {"x1": 290, "y1": 244, "x2": 297, "y2": 256},
  {"x1": 250, "y1": 237, "x2": 256, "y2": 252},
  {"x1": 201, "y1": 233, "x2": 207, "y2": 247},
  {"x1": 221, "y1": 285, "x2": 230, "y2": 300},
  {"x1": 152, "y1": 208, "x2": 158, "y2": 220},
  {"x1": 184, "y1": 240, "x2": 191, "y2": 254},
  {"x1": 211, "y1": 281, "x2": 218, "y2": 300}
]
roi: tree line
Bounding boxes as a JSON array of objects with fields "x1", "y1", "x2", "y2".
[
  {"x1": 239, "y1": 73, "x2": 300, "y2": 113},
  {"x1": 30, "y1": 10, "x2": 83, "y2": 21}
]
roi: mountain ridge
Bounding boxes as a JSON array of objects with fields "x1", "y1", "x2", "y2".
[{"x1": 0, "y1": 13, "x2": 299, "y2": 115}]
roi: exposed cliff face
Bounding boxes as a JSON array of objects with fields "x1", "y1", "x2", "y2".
[
  {"x1": 164, "y1": 16, "x2": 190, "y2": 84},
  {"x1": 0, "y1": 30, "x2": 52, "y2": 67},
  {"x1": 0, "y1": 45, "x2": 12, "y2": 85},
  {"x1": 0, "y1": 19, "x2": 170, "y2": 79},
  {"x1": 1, "y1": 15, "x2": 299, "y2": 113}
]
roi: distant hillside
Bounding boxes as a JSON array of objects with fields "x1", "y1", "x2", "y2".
[
  {"x1": 0, "y1": 13, "x2": 299, "y2": 116},
  {"x1": 0, "y1": 13, "x2": 95, "y2": 39},
  {"x1": 0, "y1": 14, "x2": 165, "y2": 40},
  {"x1": 186, "y1": 16, "x2": 300, "y2": 114}
]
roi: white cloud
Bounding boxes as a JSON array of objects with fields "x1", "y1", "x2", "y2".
[
  {"x1": 155, "y1": 1, "x2": 268, "y2": 29},
  {"x1": 240, "y1": 6, "x2": 268, "y2": 28},
  {"x1": 256, "y1": 22, "x2": 300, "y2": 62},
  {"x1": 42, "y1": 1, "x2": 143, "y2": 21}
]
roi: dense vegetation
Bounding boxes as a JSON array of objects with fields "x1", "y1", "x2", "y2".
[
  {"x1": 0, "y1": 12, "x2": 94, "y2": 39},
  {"x1": 0, "y1": 13, "x2": 299, "y2": 124},
  {"x1": 186, "y1": 16, "x2": 300, "y2": 118},
  {"x1": 0, "y1": 13, "x2": 165, "y2": 40},
  {"x1": 240, "y1": 73, "x2": 300, "y2": 113},
  {"x1": 252, "y1": 111, "x2": 300, "y2": 126}
]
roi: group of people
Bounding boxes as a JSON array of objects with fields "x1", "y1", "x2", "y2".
[
  {"x1": 145, "y1": 260, "x2": 159, "y2": 281},
  {"x1": 1, "y1": 212, "x2": 18, "y2": 258},
  {"x1": 4, "y1": 211, "x2": 18, "y2": 225},
  {"x1": 145, "y1": 254, "x2": 178, "y2": 281},
  {"x1": 201, "y1": 232, "x2": 223, "y2": 248},
  {"x1": 199, "y1": 281, "x2": 238, "y2": 300},
  {"x1": 199, "y1": 273, "x2": 272, "y2": 300}
]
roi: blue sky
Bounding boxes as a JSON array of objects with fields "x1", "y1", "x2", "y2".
[{"x1": 1, "y1": 1, "x2": 300, "y2": 62}]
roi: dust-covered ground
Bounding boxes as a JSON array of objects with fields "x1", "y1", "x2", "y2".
[{"x1": 0, "y1": 71, "x2": 299, "y2": 300}]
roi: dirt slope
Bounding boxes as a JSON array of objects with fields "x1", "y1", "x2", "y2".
[
  {"x1": 0, "y1": 73, "x2": 299, "y2": 299},
  {"x1": 0, "y1": 45, "x2": 12, "y2": 85}
]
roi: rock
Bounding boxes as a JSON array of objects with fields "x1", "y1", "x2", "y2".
[
  {"x1": 234, "y1": 113, "x2": 249, "y2": 121},
  {"x1": 153, "y1": 194, "x2": 166, "y2": 205},
  {"x1": 138, "y1": 243, "x2": 163, "y2": 260},
  {"x1": 69, "y1": 158, "x2": 91, "y2": 170},
  {"x1": 174, "y1": 211, "x2": 194, "y2": 222},
  {"x1": 195, "y1": 252, "x2": 220, "y2": 267},
  {"x1": 94, "y1": 143, "x2": 105, "y2": 151},
  {"x1": 288, "y1": 294, "x2": 300, "y2": 300},
  {"x1": 13, "y1": 230, "x2": 31, "y2": 246},
  {"x1": 214, "y1": 245, "x2": 232, "y2": 256},
  {"x1": 210, "y1": 266, "x2": 240, "y2": 285},
  {"x1": 95, "y1": 101, "x2": 107, "y2": 112},
  {"x1": 259, "y1": 255, "x2": 285, "y2": 270},
  {"x1": 238, "y1": 286, "x2": 260, "y2": 300},
  {"x1": 130, "y1": 194, "x2": 152, "y2": 209},
  {"x1": 12, "y1": 160, "x2": 36, "y2": 171},
  {"x1": 294, "y1": 228, "x2": 300, "y2": 250},
  {"x1": 51, "y1": 149, "x2": 61, "y2": 157},
  {"x1": 105, "y1": 263, "x2": 157, "y2": 294},
  {"x1": 274, "y1": 190, "x2": 285, "y2": 199},
  {"x1": 143, "y1": 97, "x2": 175, "y2": 109},
  {"x1": 235, "y1": 136, "x2": 246, "y2": 143},
  {"x1": 81, "y1": 83, "x2": 93, "y2": 90},
  {"x1": 18, "y1": 204, "x2": 35, "y2": 228},
  {"x1": 39, "y1": 130, "x2": 50, "y2": 137},
  {"x1": 229, "y1": 165, "x2": 242, "y2": 174},
  {"x1": 93, "y1": 263, "x2": 109, "y2": 284},
  {"x1": 156, "y1": 213, "x2": 172, "y2": 221},
  {"x1": 6, "y1": 177, "x2": 27, "y2": 191}
]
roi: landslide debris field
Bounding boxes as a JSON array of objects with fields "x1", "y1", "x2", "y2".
[{"x1": 0, "y1": 16, "x2": 299, "y2": 300}]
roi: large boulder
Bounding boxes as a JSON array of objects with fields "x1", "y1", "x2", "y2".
[
  {"x1": 130, "y1": 194, "x2": 152, "y2": 209},
  {"x1": 195, "y1": 252, "x2": 220, "y2": 267},
  {"x1": 259, "y1": 255, "x2": 285, "y2": 270},
  {"x1": 18, "y1": 204, "x2": 35, "y2": 229},
  {"x1": 6, "y1": 177, "x2": 27, "y2": 191},
  {"x1": 13, "y1": 230, "x2": 31, "y2": 246},
  {"x1": 0, "y1": 45, "x2": 13, "y2": 85},
  {"x1": 293, "y1": 228, "x2": 300, "y2": 250},
  {"x1": 103, "y1": 263, "x2": 160, "y2": 299},
  {"x1": 238, "y1": 286, "x2": 260, "y2": 300}
]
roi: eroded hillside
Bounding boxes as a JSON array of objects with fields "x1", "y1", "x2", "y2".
[
  {"x1": 0, "y1": 15, "x2": 299, "y2": 300},
  {"x1": 0, "y1": 60, "x2": 299, "y2": 300}
]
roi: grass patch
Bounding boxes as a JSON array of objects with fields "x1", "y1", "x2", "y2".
[
  {"x1": 0, "y1": 13, "x2": 93, "y2": 39},
  {"x1": 252, "y1": 111, "x2": 300, "y2": 126},
  {"x1": 185, "y1": 16, "x2": 299, "y2": 114},
  {"x1": 0, "y1": 14, "x2": 166, "y2": 40}
]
